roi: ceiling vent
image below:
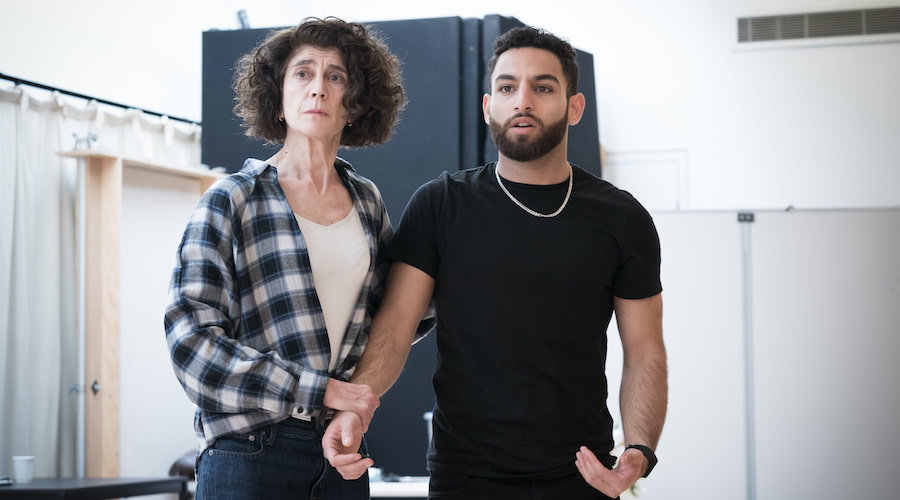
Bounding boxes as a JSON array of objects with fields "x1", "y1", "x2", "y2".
[{"x1": 738, "y1": 7, "x2": 900, "y2": 43}]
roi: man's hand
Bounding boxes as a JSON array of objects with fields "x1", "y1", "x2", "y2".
[
  {"x1": 575, "y1": 446, "x2": 644, "y2": 497},
  {"x1": 322, "y1": 410, "x2": 373, "y2": 480},
  {"x1": 323, "y1": 379, "x2": 379, "y2": 431}
]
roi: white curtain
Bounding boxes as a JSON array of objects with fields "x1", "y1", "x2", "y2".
[{"x1": 0, "y1": 84, "x2": 201, "y2": 479}]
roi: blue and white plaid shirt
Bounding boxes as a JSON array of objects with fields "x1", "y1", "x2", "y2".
[{"x1": 165, "y1": 157, "x2": 395, "y2": 452}]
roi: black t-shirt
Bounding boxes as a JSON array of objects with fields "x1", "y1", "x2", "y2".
[{"x1": 392, "y1": 163, "x2": 662, "y2": 479}]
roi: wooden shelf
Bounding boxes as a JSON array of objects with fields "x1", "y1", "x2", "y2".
[{"x1": 58, "y1": 150, "x2": 224, "y2": 193}]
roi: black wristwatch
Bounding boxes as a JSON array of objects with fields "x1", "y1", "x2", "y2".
[{"x1": 625, "y1": 444, "x2": 658, "y2": 478}]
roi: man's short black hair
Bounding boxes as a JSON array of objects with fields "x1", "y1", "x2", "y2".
[{"x1": 487, "y1": 26, "x2": 579, "y2": 98}]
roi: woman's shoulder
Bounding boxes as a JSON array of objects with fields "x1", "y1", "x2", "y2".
[
  {"x1": 338, "y1": 159, "x2": 371, "y2": 188},
  {"x1": 338, "y1": 158, "x2": 385, "y2": 198},
  {"x1": 200, "y1": 158, "x2": 271, "y2": 206},
  {"x1": 335, "y1": 159, "x2": 390, "y2": 224}
]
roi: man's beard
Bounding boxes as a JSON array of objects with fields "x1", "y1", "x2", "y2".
[{"x1": 489, "y1": 111, "x2": 568, "y2": 162}]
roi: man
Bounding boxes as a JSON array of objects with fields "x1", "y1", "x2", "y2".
[{"x1": 324, "y1": 25, "x2": 667, "y2": 499}]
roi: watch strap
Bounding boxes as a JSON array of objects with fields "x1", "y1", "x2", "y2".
[{"x1": 625, "y1": 444, "x2": 658, "y2": 478}]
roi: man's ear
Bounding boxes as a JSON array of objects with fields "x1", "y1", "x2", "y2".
[
  {"x1": 567, "y1": 93, "x2": 586, "y2": 126},
  {"x1": 482, "y1": 93, "x2": 492, "y2": 125}
]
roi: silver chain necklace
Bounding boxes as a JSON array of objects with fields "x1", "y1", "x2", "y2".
[{"x1": 494, "y1": 163, "x2": 573, "y2": 218}]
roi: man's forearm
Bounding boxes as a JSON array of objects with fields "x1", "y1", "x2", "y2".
[
  {"x1": 351, "y1": 262, "x2": 435, "y2": 395},
  {"x1": 351, "y1": 319, "x2": 416, "y2": 395},
  {"x1": 620, "y1": 346, "x2": 668, "y2": 449},
  {"x1": 615, "y1": 294, "x2": 667, "y2": 450}
]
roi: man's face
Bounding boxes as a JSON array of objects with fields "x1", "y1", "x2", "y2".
[{"x1": 483, "y1": 47, "x2": 576, "y2": 162}]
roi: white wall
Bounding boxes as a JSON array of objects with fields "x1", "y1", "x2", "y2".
[
  {"x1": 748, "y1": 209, "x2": 900, "y2": 499},
  {"x1": 119, "y1": 169, "x2": 203, "y2": 485}
]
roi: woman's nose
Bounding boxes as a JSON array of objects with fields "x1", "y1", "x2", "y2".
[{"x1": 311, "y1": 79, "x2": 326, "y2": 98}]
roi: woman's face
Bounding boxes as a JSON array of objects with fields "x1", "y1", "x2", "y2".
[{"x1": 280, "y1": 45, "x2": 351, "y2": 144}]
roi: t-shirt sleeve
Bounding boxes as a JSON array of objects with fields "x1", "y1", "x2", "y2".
[
  {"x1": 390, "y1": 177, "x2": 444, "y2": 279},
  {"x1": 611, "y1": 195, "x2": 663, "y2": 299}
]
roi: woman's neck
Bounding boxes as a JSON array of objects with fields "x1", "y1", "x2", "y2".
[{"x1": 267, "y1": 134, "x2": 341, "y2": 189}]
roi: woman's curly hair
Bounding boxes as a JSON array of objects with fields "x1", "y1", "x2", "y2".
[{"x1": 233, "y1": 17, "x2": 406, "y2": 148}]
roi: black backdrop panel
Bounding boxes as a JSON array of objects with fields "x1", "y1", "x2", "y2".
[
  {"x1": 201, "y1": 27, "x2": 280, "y2": 171},
  {"x1": 567, "y1": 51, "x2": 602, "y2": 176},
  {"x1": 338, "y1": 16, "x2": 464, "y2": 223},
  {"x1": 200, "y1": 15, "x2": 600, "y2": 478}
]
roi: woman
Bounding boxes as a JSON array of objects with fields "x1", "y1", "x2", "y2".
[{"x1": 164, "y1": 17, "x2": 406, "y2": 499}]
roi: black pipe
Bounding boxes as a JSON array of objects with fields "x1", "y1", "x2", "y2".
[{"x1": 0, "y1": 72, "x2": 200, "y2": 126}]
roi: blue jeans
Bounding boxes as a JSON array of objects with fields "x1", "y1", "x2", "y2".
[{"x1": 195, "y1": 417, "x2": 369, "y2": 500}]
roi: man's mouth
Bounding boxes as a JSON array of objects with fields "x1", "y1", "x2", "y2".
[{"x1": 509, "y1": 114, "x2": 539, "y2": 130}]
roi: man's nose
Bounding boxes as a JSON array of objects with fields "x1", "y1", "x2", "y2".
[{"x1": 513, "y1": 89, "x2": 533, "y2": 112}]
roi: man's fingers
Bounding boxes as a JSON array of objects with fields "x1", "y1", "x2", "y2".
[
  {"x1": 343, "y1": 424, "x2": 356, "y2": 446},
  {"x1": 333, "y1": 455, "x2": 375, "y2": 480},
  {"x1": 352, "y1": 386, "x2": 378, "y2": 430},
  {"x1": 321, "y1": 409, "x2": 374, "y2": 480},
  {"x1": 575, "y1": 446, "x2": 625, "y2": 497},
  {"x1": 328, "y1": 452, "x2": 363, "y2": 467},
  {"x1": 323, "y1": 440, "x2": 345, "y2": 462},
  {"x1": 324, "y1": 379, "x2": 380, "y2": 426}
]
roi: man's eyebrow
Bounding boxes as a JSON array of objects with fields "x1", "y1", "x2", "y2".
[
  {"x1": 533, "y1": 74, "x2": 561, "y2": 84},
  {"x1": 493, "y1": 73, "x2": 560, "y2": 84}
]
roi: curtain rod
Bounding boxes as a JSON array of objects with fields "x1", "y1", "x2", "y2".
[{"x1": 0, "y1": 72, "x2": 200, "y2": 126}]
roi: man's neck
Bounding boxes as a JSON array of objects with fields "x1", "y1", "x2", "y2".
[{"x1": 496, "y1": 149, "x2": 570, "y2": 185}]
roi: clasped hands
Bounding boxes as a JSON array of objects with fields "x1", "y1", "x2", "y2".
[{"x1": 321, "y1": 379, "x2": 378, "y2": 479}]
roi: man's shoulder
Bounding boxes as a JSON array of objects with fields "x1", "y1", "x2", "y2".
[
  {"x1": 413, "y1": 164, "x2": 491, "y2": 194},
  {"x1": 440, "y1": 164, "x2": 491, "y2": 183},
  {"x1": 572, "y1": 163, "x2": 648, "y2": 207}
]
